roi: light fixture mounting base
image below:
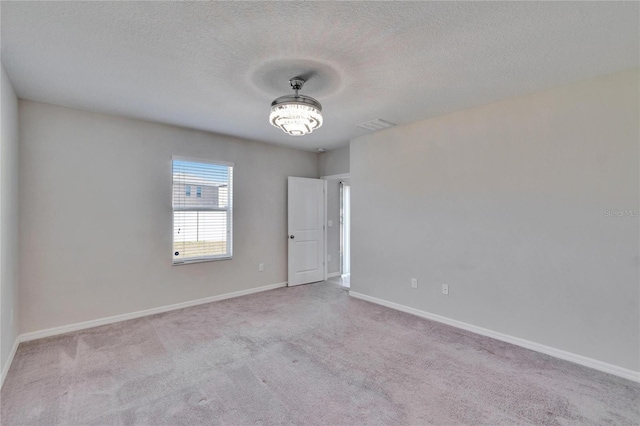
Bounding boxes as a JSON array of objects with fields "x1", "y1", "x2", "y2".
[{"x1": 289, "y1": 78, "x2": 305, "y2": 91}]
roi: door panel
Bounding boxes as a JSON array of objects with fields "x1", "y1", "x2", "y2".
[
  {"x1": 293, "y1": 240, "x2": 319, "y2": 272},
  {"x1": 288, "y1": 177, "x2": 325, "y2": 286}
]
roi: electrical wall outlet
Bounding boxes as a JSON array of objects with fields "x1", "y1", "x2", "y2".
[
  {"x1": 442, "y1": 284, "x2": 449, "y2": 295},
  {"x1": 328, "y1": 255, "x2": 331, "y2": 262},
  {"x1": 411, "y1": 278, "x2": 418, "y2": 288},
  {"x1": 258, "y1": 263, "x2": 264, "y2": 272},
  {"x1": 328, "y1": 220, "x2": 333, "y2": 227}
]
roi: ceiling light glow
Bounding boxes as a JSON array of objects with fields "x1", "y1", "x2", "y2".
[{"x1": 270, "y1": 78, "x2": 323, "y2": 136}]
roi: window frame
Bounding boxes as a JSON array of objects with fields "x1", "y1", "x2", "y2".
[{"x1": 171, "y1": 155, "x2": 234, "y2": 265}]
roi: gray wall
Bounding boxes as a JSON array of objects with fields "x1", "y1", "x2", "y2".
[
  {"x1": 18, "y1": 101, "x2": 318, "y2": 333},
  {"x1": 319, "y1": 146, "x2": 349, "y2": 177},
  {"x1": 320, "y1": 146, "x2": 350, "y2": 275},
  {"x1": 350, "y1": 69, "x2": 640, "y2": 372},
  {"x1": 1, "y1": 63, "x2": 20, "y2": 376}
]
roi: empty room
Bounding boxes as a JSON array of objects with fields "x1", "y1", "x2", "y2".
[{"x1": 1, "y1": 2, "x2": 639, "y2": 425}]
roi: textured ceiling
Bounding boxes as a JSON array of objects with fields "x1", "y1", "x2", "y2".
[{"x1": 1, "y1": 2, "x2": 638, "y2": 151}]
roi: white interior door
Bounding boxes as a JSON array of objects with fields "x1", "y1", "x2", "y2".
[{"x1": 288, "y1": 177, "x2": 325, "y2": 286}]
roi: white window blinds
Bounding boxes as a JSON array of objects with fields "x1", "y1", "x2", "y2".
[{"x1": 172, "y1": 157, "x2": 233, "y2": 264}]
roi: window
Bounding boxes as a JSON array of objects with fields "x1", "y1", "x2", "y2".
[{"x1": 172, "y1": 157, "x2": 233, "y2": 264}]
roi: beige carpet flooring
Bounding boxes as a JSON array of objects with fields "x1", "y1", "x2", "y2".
[{"x1": 1, "y1": 280, "x2": 639, "y2": 425}]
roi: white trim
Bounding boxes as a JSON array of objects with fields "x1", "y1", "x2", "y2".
[
  {"x1": 321, "y1": 172, "x2": 350, "y2": 180},
  {"x1": 327, "y1": 272, "x2": 341, "y2": 278},
  {"x1": 323, "y1": 179, "x2": 328, "y2": 281},
  {"x1": 349, "y1": 291, "x2": 640, "y2": 383},
  {"x1": 321, "y1": 174, "x2": 348, "y2": 281},
  {"x1": 173, "y1": 255, "x2": 232, "y2": 266},
  {"x1": 172, "y1": 155, "x2": 234, "y2": 167},
  {"x1": 171, "y1": 156, "x2": 234, "y2": 266},
  {"x1": 19, "y1": 282, "x2": 287, "y2": 343},
  {"x1": 1, "y1": 337, "x2": 20, "y2": 389}
]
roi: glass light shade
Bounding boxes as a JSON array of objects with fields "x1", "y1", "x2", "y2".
[{"x1": 270, "y1": 103, "x2": 323, "y2": 136}]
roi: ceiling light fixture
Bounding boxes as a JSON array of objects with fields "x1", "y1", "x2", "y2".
[{"x1": 270, "y1": 78, "x2": 323, "y2": 136}]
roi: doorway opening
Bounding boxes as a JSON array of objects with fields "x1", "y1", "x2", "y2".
[{"x1": 340, "y1": 181, "x2": 350, "y2": 288}]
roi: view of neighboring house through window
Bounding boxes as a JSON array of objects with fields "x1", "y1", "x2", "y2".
[{"x1": 172, "y1": 157, "x2": 233, "y2": 264}]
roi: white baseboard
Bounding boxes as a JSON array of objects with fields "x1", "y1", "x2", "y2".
[
  {"x1": 18, "y1": 282, "x2": 287, "y2": 343},
  {"x1": 349, "y1": 291, "x2": 640, "y2": 383},
  {"x1": 1, "y1": 337, "x2": 20, "y2": 389},
  {"x1": 327, "y1": 272, "x2": 341, "y2": 278}
]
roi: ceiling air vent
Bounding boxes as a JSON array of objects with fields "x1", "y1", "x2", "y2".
[{"x1": 356, "y1": 119, "x2": 396, "y2": 132}]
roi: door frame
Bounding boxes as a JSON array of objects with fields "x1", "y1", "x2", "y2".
[
  {"x1": 339, "y1": 180, "x2": 350, "y2": 277},
  {"x1": 320, "y1": 173, "x2": 350, "y2": 280}
]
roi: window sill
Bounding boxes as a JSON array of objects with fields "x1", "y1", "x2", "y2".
[{"x1": 173, "y1": 256, "x2": 232, "y2": 266}]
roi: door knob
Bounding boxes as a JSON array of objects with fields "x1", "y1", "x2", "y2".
[{"x1": 289, "y1": 235, "x2": 295, "y2": 239}]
